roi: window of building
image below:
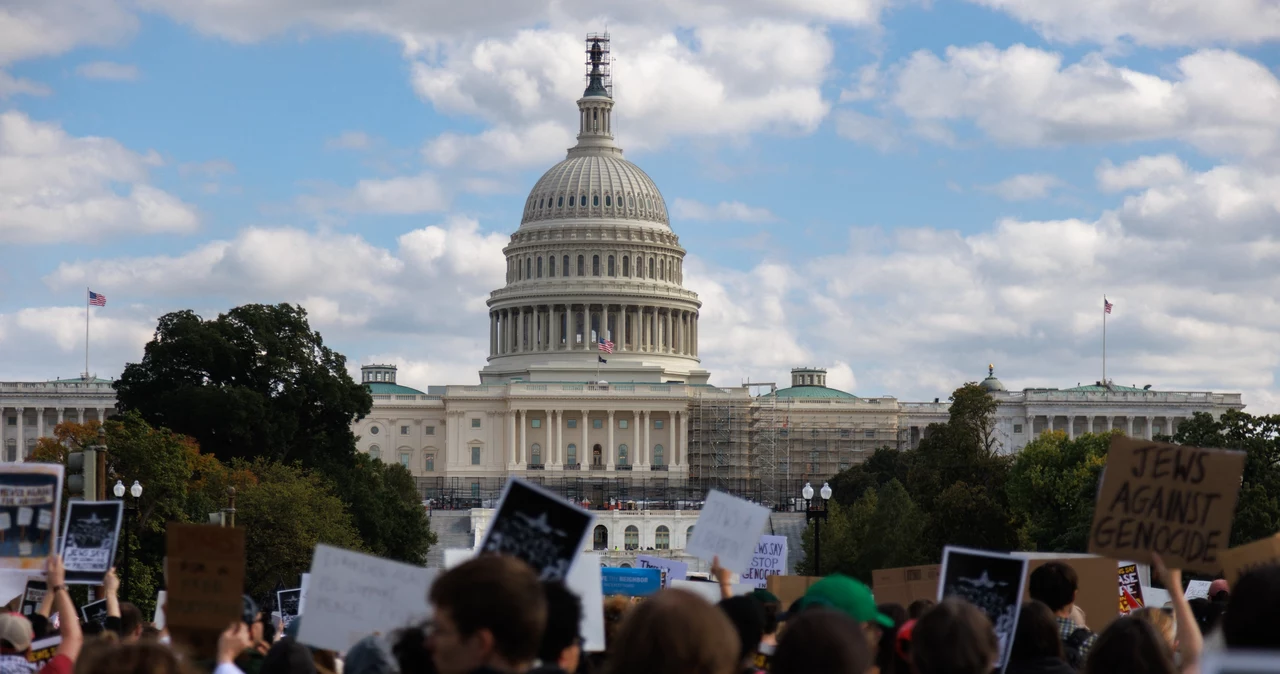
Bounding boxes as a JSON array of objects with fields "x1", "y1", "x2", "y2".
[
  {"x1": 531, "y1": 418, "x2": 542, "y2": 428},
  {"x1": 369, "y1": 445, "x2": 381, "y2": 461},
  {"x1": 686, "y1": 525, "x2": 694, "y2": 541},
  {"x1": 608, "y1": 255, "x2": 615, "y2": 276},
  {"x1": 558, "y1": 196, "x2": 564, "y2": 207},
  {"x1": 619, "y1": 419, "x2": 628, "y2": 429},
  {"x1": 648, "y1": 258, "x2": 655, "y2": 278},
  {"x1": 471, "y1": 446, "x2": 481, "y2": 465},
  {"x1": 472, "y1": 418, "x2": 481, "y2": 428},
  {"x1": 425, "y1": 454, "x2": 435, "y2": 471},
  {"x1": 567, "y1": 444, "x2": 577, "y2": 464},
  {"x1": 531, "y1": 443, "x2": 542, "y2": 465},
  {"x1": 840, "y1": 429, "x2": 850, "y2": 438},
  {"x1": 569, "y1": 195, "x2": 576, "y2": 206},
  {"x1": 370, "y1": 426, "x2": 380, "y2": 435},
  {"x1": 592, "y1": 255, "x2": 600, "y2": 276},
  {"x1": 622, "y1": 256, "x2": 630, "y2": 277},
  {"x1": 401, "y1": 426, "x2": 410, "y2": 435},
  {"x1": 425, "y1": 426, "x2": 435, "y2": 435},
  {"x1": 537, "y1": 257, "x2": 543, "y2": 278},
  {"x1": 549, "y1": 256, "x2": 556, "y2": 277},
  {"x1": 839, "y1": 462, "x2": 849, "y2": 471},
  {"x1": 654, "y1": 420, "x2": 664, "y2": 429},
  {"x1": 653, "y1": 444, "x2": 664, "y2": 465},
  {"x1": 655, "y1": 525, "x2": 670, "y2": 549},
  {"x1": 578, "y1": 255, "x2": 585, "y2": 276},
  {"x1": 624, "y1": 525, "x2": 639, "y2": 550},
  {"x1": 399, "y1": 452, "x2": 410, "y2": 468},
  {"x1": 811, "y1": 429, "x2": 819, "y2": 438},
  {"x1": 593, "y1": 524, "x2": 608, "y2": 550},
  {"x1": 628, "y1": 196, "x2": 634, "y2": 207},
  {"x1": 618, "y1": 444, "x2": 628, "y2": 464},
  {"x1": 563, "y1": 255, "x2": 570, "y2": 276},
  {"x1": 593, "y1": 419, "x2": 603, "y2": 429},
  {"x1": 5, "y1": 418, "x2": 12, "y2": 427},
  {"x1": 659, "y1": 260, "x2": 665, "y2": 280},
  {"x1": 864, "y1": 429, "x2": 875, "y2": 438},
  {"x1": 605, "y1": 195, "x2": 612, "y2": 207},
  {"x1": 568, "y1": 419, "x2": 577, "y2": 429},
  {"x1": 593, "y1": 195, "x2": 600, "y2": 206},
  {"x1": 1013, "y1": 424, "x2": 1024, "y2": 434},
  {"x1": 471, "y1": 481, "x2": 481, "y2": 498}
]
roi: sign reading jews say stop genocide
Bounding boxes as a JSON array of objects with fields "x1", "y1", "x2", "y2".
[{"x1": 1088, "y1": 436, "x2": 1246, "y2": 574}]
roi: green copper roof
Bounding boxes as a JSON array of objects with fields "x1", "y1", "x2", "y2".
[
  {"x1": 367, "y1": 382, "x2": 427, "y2": 395},
  {"x1": 51, "y1": 376, "x2": 113, "y2": 384},
  {"x1": 764, "y1": 386, "x2": 858, "y2": 400},
  {"x1": 1062, "y1": 383, "x2": 1149, "y2": 393}
]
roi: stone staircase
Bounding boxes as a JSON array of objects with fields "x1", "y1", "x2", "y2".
[{"x1": 426, "y1": 510, "x2": 475, "y2": 568}]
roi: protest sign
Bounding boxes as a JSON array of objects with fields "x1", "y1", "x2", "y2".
[
  {"x1": 443, "y1": 548, "x2": 474, "y2": 570},
  {"x1": 635, "y1": 555, "x2": 688, "y2": 587},
  {"x1": 940, "y1": 547, "x2": 1028, "y2": 672},
  {"x1": 80, "y1": 599, "x2": 109, "y2": 629},
  {"x1": 277, "y1": 589, "x2": 302, "y2": 628},
  {"x1": 1201, "y1": 649, "x2": 1280, "y2": 674},
  {"x1": 670, "y1": 579, "x2": 753, "y2": 603},
  {"x1": 1088, "y1": 437, "x2": 1245, "y2": 573},
  {"x1": 479, "y1": 478, "x2": 594, "y2": 582},
  {"x1": 60, "y1": 501, "x2": 123, "y2": 585},
  {"x1": 742, "y1": 535, "x2": 787, "y2": 589},
  {"x1": 153, "y1": 591, "x2": 166, "y2": 630},
  {"x1": 873, "y1": 564, "x2": 941, "y2": 608},
  {"x1": 1015, "y1": 555, "x2": 1118, "y2": 633},
  {"x1": 20, "y1": 580, "x2": 46, "y2": 617},
  {"x1": 685, "y1": 490, "x2": 771, "y2": 575},
  {"x1": 296, "y1": 544, "x2": 436, "y2": 653},
  {"x1": 26, "y1": 636, "x2": 60, "y2": 669},
  {"x1": 601, "y1": 567, "x2": 661, "y2": 597},
  {"x1": 1220, "y1": 534, "x2": 1280, "y2": 586},
  {"x1": 1118, "y1": 563, "x2": 1145, "y2": 615},
  {"x1": 166, "y1": 523, "x2": 245, "y2": 659},
  {"x1": 1184, "y1": 580, "x2": 1211, "y2": 599},
  {"x1": 567, "y1": 552, "x2": 606, "y2": 652},
  {"x1": 0, "y1": 463, "x2": 64, "y2": 571},
  {"x1": 298, "y1": 574, "x2": 309, "y2": 615}
]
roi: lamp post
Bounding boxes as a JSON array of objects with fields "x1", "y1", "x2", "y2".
[
  {"x1": 113, "y1": 479, "x2": 143, "y2": 602},
  {"x1": 803, "y1": 481, "x2": 832, "y2": 576},
  {"x1": 224, "y1": 486, "x2": 237, "y2": 528}
]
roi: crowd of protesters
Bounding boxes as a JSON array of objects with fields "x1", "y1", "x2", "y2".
[{"x1": 2, "y1": 550, "x2": 1278, "y2": 674}]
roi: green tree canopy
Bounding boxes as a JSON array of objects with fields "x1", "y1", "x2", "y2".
[
  {"x1": 1006, "y1": 430, "x2": 1109, "y2": 552},
  {"x1": 1170, "y1": 410, "x2": 1280, "y2": 546}
]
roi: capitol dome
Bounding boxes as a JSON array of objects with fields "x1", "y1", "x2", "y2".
[{"x1": 481, "y1": 34, "x2": 706, "y2": 386}]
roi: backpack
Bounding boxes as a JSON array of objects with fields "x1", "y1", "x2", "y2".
[{"x1": 1062, "y1": 627, "x2": 1092, "y2": 671}]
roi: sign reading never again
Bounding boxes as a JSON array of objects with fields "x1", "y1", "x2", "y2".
[{"x1": 1088, "y1": 436, "x2": 1246, "y2": 573}]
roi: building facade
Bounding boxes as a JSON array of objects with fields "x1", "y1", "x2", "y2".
[{"x1": 0, "y1": 376, "x2": 116, "y2": 462}]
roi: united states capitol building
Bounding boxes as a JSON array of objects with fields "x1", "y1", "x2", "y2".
[{"x1": 0, "y1": 36, "x2": 1245, "y2": 566}]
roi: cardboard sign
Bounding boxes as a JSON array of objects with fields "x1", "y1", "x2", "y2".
[
  {"x1": 479, "y1": 478, "x2": 594, "y2": 582},
  {"x1": 940, "y1": 547, "x2": 1028, "y2": 672},
  {"x1": 767, "y1": 575, "x2": 821, "y2": 610},
  {"x1": 566, "y1": 552, "x2": 606, "y2": 653},
  {"x1": 685, "y1": 490, "x2": 771, "y2": 575},
  {"x1": 61, "y1": 501, "x2": 124, "y2": 585},
  {"x1": 0, "y1": 463, "x2": 64, "y2": 571},
  {"x1": 1016, "y1": 555, "x2": 1119, "y2": 633},
  {"x1": 1184, "y1": 579, "x2": 1211, "y2": 599},
  {"x1": 670, "y1": 579, "x2": 753, "y2": 603},
  {"x1": 296, "y1": 544, "x2": 436, "y2": 653},
  {"x1": 635, "y1": 555, "x2": 688, "y2": 587},
  {"x1": 20, "y1": 580, "x2": 47, "y2": 617},
  {"x1": 276, "y1": 588, "x2": 302, "y2": 628},
  {"x1": 743, "y1": 535, "x2": 787, "y2": 589},
  {"x1": 872, "y1": 564, "x2": 941, "y2": 608},
  {"x1": 27, "y1": 636, "x2": 60, "y2": 669},
  {"x1": 601, "y1": 567, "x2": 661, "y2": 597},
  {"x1": 165, "y1": 523, "x2": 246, "y2": 658},
  {"x1": 1089, "y1": 437, "x2": 1245, "y2": 573},
  {"x1": 1118, "y1": 563, "x2": 1145, "y2": 615},
  {"x1": 80, "y1": 598, "x2": 109, "y2": 629},
  {"x1": 1220, "y1": 534, "x2": 1280, "y2": 586}
]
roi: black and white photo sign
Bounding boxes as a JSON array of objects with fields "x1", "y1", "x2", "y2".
[
  {"x1": 939, "y1": 546, "x2": 1029, "y2": 672},
  {"x1": 60, "y1": 501, "x2": 123, "y2": 585},
  {"x1": 479, "y1": 478, "x2": 594, "y2": 581}
]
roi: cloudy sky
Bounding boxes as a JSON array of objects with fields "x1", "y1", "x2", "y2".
[{"x1": 2, "y1": 0, "x2": 1280, "y2": 410}]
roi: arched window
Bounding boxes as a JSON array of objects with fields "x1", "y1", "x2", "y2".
[
  {"x1": 648, "y1": 258, "x2": 655, "y2": 278},
  {"x1": 592, "y1": 444, "x2": 603, "y2": 465},
  {"x1": 618, "y1": 444, "x2": 628, "y2": 465},
  {"x1": 567, "y1": 443, "x2": 577, "y2": 465},
  {"x1": 570, "y1": 195, "x2": 576, "y2": 207},
  {"x1": 593, "y1": 195, "x2": 600, "y2": 207},
  {"x1": 686, "y1": 525, "x2": 695, "y2": 542},
  {"x1": 656, "y1": 525, "x2": 670, "y2": 550},
  {"x1": 605, "y1": 195, "x2": 612, "y2": 207},
  {"x1": 592, "y1": 255, "x2": 600, "y2": 276},
  {"x1": 369, "y1": 445, "x2": 381, "y2": 461},
  {"x1": 558, "y1": 196, "x2": 564, "y2": 207},
  {"x1": 624, "y1": 525, "x2": 639, "y2": 550},
  {"x1": 593, "y1": 524, "x2": 608, "y2": 551},
  {"x1": 537, "y1": 257, "x2": 543, "y2": 278},
  {"x1": 607, "y1": 255, "x2": 615, "y2": 276},
  {"x1": 659, "y1": 259, "x2": 665, "y2": 280},
  {"x1": 531, "y1": 443, "x2": 542, "y2": 465},
  {"x1": 425, "y1": 454, "x2": 435, "y2": 471},
  {"x1": 579, "y1": 194, "x2": 585, "y2": 207},
  {"x1": 654, "y1": 444, "x2": 664, "y2": 466},
  {"x1": 549, "y1": 256, "x2": 556, "y2": 277},
  {"x1": 622, "y1": 256, "x2": 630, "y2": 277},
  {"x1": 564, "y1": 255, "x2": 571, "y2": 276},
  {"x1": 538, "y1": 198, "x2": 544, "y2": 209},
  {"x1": 628, "y1": 196, "x2": 634, "y2": 208},
  {"x1": 578, "y1": 255, "x2": 585, "y2": 276},
  {"x1": 526, "y1": 258, "x2": 532, "y2": 279}
]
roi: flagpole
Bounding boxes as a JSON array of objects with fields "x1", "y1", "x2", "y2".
[
  {"x1": 1102, "y1": 295, "x2": 1107, "y2": 388},
  {"x1": 85, "y1": 287, "x2": 90, "y2": 380}
]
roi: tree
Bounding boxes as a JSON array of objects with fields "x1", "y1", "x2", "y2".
[
  {"x1": 1006, "y1": 431, "x2": 1109, "y2": 552},
  {"x1": 796, "y1": 480, "x2": 930, "y2": 582},
  {"x1": 1171, "y1": 411, "x2": 1280, "y2": 546},
  {"x1": 925, "y1": 481, "x2": 1021, "y2": 554},
  {"x1": 329, "y1": 454, "x2": 436, "y2": 563}
]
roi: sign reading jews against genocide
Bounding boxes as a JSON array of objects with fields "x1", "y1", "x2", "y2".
[
  {"x1": 743, "y1": 535, "x2": 788, "y2": 589},
  {"x1": 166, "y1": 523, "x2": 246, "y2": 659},
  {"x1": 20, "y1": 580, "x2": 46, "y2": 617},
  {"x1": 1088, "y1": 436, "x2": 1246, "y2": 574},
  {"x1": 685, "y1": 490, "x2": 771, "y2": 575},
  {"x1": 1118, "y1": 563, "x2": 1145, "y2": 615},
  {"x1": 0, "y1": 464, "x2": 64, "y2": 571},
  {"x1": 939, "y1": 546, "x2": 1028, "y2": 672},
  {"x1": 276, "y1": 588, "x2": 302, "y2": 629},
  {"x1": 60, "y1": 501, "x2": 123, "y2": 584},
  {"x1": 297, "y1": 544, "x2": 436, "y2": 653},
  {"x1": 636, "y1": 555, "x2": 688, "y2": 588},
  {"x1": 1219, "y1": 534, "x2": 1280, "y2": 586},
  {"x1": 479, "y1": 478, "x2": 594, "y2": 582}
]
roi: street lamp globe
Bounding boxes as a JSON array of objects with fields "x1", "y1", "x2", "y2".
[
  {"x1": 820, "y1": 482, "x2": 832, "y2": 501},
  {"x1": 130, "y1": 481, "x2": 143, "y2": 498},
  {"x1": 802, "y1": 482, "x2": 814, "y2": 500},
  {"x1": 113, "y1": 480, "x2": 125, "y2": 498}
]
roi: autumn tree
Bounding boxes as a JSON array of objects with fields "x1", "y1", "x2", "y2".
[{"x1": 1006, "y1": 430, "x2": 1109, "y2": 552}]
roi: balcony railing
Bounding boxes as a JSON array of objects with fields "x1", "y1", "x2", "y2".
[
  {"x1": 617, "y1": 464, "x2": 633, "y2": 471},
  {"x1": 564, "y1": 463, "x2": 581, "y2": 471},
  {"x1": 650, "y1": 465, "x2": 668, "y2": 471},
  {"x1": 527, "y1": 464, "x2": 545, "y2": 470}
]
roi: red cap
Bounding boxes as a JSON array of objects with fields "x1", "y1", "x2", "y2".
[{"x1": 895, "y1": 619, "x2": 916, "y2": 660}]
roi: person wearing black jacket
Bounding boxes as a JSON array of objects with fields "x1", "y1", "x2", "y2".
[{"x1": 1005, "y1": 602, "x2": 1075, "y2": 674}]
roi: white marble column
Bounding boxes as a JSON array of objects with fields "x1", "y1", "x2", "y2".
[
  {"x1": 643, "y1": 411, "x2": 652, "y2": 467},
  {"x1": 0, "y1": 407, "x2": 6, "y2": 459},
  {"x1": 552, "y1": 410, "x2": 561, "y2": 466},
  {"x1": 507, "y1": 411, "x2": 517, "y2": 468},
  {"x1": 36, "y1": 409, "x2": 44, "y2": 441},
  {"x1": 581, "y1": 410, "x2": 590, "y2": 466},
  {"x1": 1068, "y1": 416, "x2": 1076, "y2": 440},
  {"x1": 680, "y1": 410, "x2": 688, "y2": 469},
  {"x1": 15, "y1": 408, "x2": 24, "y2": 459},
  {"x1": 97, "y1": 407, "x2": 106, "y2": 424},
  {"x1": 607, "y1": 411, "x2": 616, "y2": 469},
  {"x1": 517, "y1": 410, "x2": 526, "y2": 467}
]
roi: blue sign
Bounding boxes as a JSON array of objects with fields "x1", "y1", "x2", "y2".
[{"x1": 601, "y1": 567, "x2": 662, "y2": 597}]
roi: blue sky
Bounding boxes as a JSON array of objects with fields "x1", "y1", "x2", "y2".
[{"x1": 3, "y1": 0, "x2": 1280, "y2": 410}]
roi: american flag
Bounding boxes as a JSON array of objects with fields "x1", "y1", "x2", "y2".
[
  {"x1": 598, "y1": 337, "x2": 614, "y2": 354},
  {"x1": 89, "y1": 291, "x2": 107, "y2": 307},
  {"x1": 1104, "y1": 299, "x2": 1113, "y2": 315}
]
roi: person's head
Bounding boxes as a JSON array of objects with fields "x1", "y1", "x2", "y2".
[
  {"x1": 261, "y1": 637, "x2": 319, "y2": 674},
  {"x1": 120, "y1": 602, "x2": 145, "y2": 642},
  {"x1": 604, "y1": 589, "x2": 738, "y2": 674},
  {"x1": 1187, "y1": 597, "x2": 1225, "y2": 635},
  {"x1": 770, "y1": 608, "x2": 871, "y2": 674},
  {"x1": 602, "y1": 596, "x2": 631, "y2": 650},
  {"x1": 1010, "y1": 601, "x2": 1063, "y2": 662},
  {"x1": 243, "y1": 595, "x2": 264, "y2": 645},
  {"x1": 73, "y1": 641, "x2": 198, "y2": 674},
  {"x1": 910, "y1": 599, "x2": 998, "y2": 674},
  {"x1": 346, "y1": 635, "x2": 400, "y2": 674},
  {"x1": 390, "y1": 623, "x2": 435, "y2": 674},
  {"x1": 907, "y1": 599, "x2": 935, "y2": 620},
  {"x1": 717, "y1": 596, "x2": 764, "y2": 667},
  {"x1": 874, "y1": 604, "x2": 907, "y2": 674},
  {"x1": 1130, "y1": 607, "x2": 1175, "y2": 648},
  {"x1": 1082, "y1": 617, "x2": 1175, "y2": 674},
  {"x1": 1209, "y1": 579, "x2": 1230, "y2": 602},
  {"x1": 1222, "y1": 564, "x2": 1280, "y2": 650},
  {"x1": 748, "y1": 590, "x2": 781, "y2": 637},
  {"x1": 428, "y1": 555, "x2": 548, "y2": 674},
  {"x1": 538, "y1": 582, "x2": 583, "y2": 674},
  {"x1": 0, "y1": 613, "x2": 33, "y2": 654},
  {"x1": 795, "y1": 575, "x2": 894, "y2": 651},
  {"x1": 1028, "y1": 562, "x2": 1078, "y2": 615}
]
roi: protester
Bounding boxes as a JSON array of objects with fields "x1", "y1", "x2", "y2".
[
  {"x1": 389, "y1": 623, "x2": 436, "y2": 674},
  {"x1": 907, "y1": 600, "x2": 934, "y2": 621},
  {"x1": 428, "y1": 555, "x2": 547, "y2": 674},
  {"x1": 530, "y1": 583, "x2": 582, "y2": 674},
  {"x1": 1006, "y1": 601, "x2": 1074, "y2": 674},
  {"x1": 1028, "y1": 563, "x2": 1096, "y2": 668},
  {"x1": 716, "y1": 597, "x2": 764, "y2": 674},
  {"x1": 1151, "y1": 553, "x2": 1203, "y2": 673},
  {"x1": 3, "y1": 556, "x2": 84, "y2": 674},
  {"x1": 605, "y1": 590, "x2": 738, "y2": 674},
  {"x1": 909, "y1": 598, "x2": 998, "y2": 674},
  {"x1": 747, "y1": 590, "x2": 780, "y2": 673},
  {"x1": 1081, "y1": 618, "x2": 1175, "y2": 674},
  {"x1": 234, "y1": 597, "x2": 268, "y2": 674},
  {"x1": 345, "y1": 635, "x2": 399, "y2": 674},
  {"x1": 770, "y1": 608, "x2": 871, "y2": 674},
  {"x1": 1129, "y1": 608, "x2": 1175, "y2": 651},
  {"x1": 792, "y1": 575, "x2": 893, "y2": 656},
  {"x1": 1221, "y1": 564, "x2": 1280, "y2": 651},
  {"x1": 260, "y1": 638, "x2": 317, "y2": 674},
  {"x1": 872, "y1": 604, "x2": 906, "y2": 674}
]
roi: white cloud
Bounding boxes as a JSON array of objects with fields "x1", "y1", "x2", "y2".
[
  {"x1": 76, "y1": 61, "x2": 138, "y2": 81},
  {"x1": 342, "y1": 173, "x2": 450, "y2": 214},
  {"x1": 0, "y1": 0, "x2": 136, "y2": 66},
  {"x1": 0, "y1": 71, "x2": 50, "y2": 98},
  {"x1": 892, "y1": 45, "x2": 1280, "y2": 161},
  {"x1": 1096, "y1": 154, "x2": 1188, "y2": 192},
  {"x1": 839, "y1": 64, "x2": 881, "y2": 103},
  {"x1": 325, "y1": 131, "x2": 373, "y2": 150},
  {"x1": 834, "y1": 110, "x2": 898, "y2": 151},
  {"x1": 423, "y1": 122, "x2": 574, "y2": 171},
  {"x1": 980, "y1": 173, "x2": 1066, "y2": 201},
  {"x1": 965, "y1": 0, "x2": 1280, "y2": 47},
  {"x1": 0, "y1": 111, "x2": 198, "y2": 243},
  {"x1": 672, "y1": 198, "x2": 777, "y2": 223},
  {"x1": 0, "y1": 305, "x2": 155, "y2": 381}
]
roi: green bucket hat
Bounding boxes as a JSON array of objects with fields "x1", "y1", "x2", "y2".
[{"x1": 797, "y1": 574, "x2": 895, "y2": 628}]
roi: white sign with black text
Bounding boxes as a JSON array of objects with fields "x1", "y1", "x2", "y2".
[{"x1": 685, "y1": 490, "x2": 771, "y2": 575}]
